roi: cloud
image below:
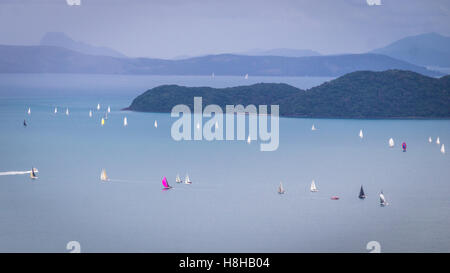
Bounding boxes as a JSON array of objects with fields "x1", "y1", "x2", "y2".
[
  {"x1": 66, "y1": 0, "x2": 81, "y2": 6},
  {"x1": 366, "y1": 0, "x2": 382, "y2": 6}
]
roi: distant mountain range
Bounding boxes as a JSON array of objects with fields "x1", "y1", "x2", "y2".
[
  {"x1": 371, "y1": 32, "x2": 450, "y2": 68},
  {"x1": 40, "y1": 32, "x2": 127, "y2": 58},
  {"x1": 237, "y1": 48, "x2": 321, "y2": 57},
  {"x1": 0, "y1": 45, "x2": 440, "y2": 77},
  {"x1": 127, "y1": 70, "x2": 450, "y2": 118}
]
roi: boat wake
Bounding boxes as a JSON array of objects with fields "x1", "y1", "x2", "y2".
[{"x1": 0, "y1": 170, "x2": 39, "y2": 176}]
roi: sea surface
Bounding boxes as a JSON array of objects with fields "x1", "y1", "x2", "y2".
[{"x1": 0, "y1": 74, "x2": 449, "y2": 253}]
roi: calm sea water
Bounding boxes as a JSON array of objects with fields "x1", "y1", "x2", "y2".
[{"x1": 0, "y1": 74, "x2": 449, "y2": 253}]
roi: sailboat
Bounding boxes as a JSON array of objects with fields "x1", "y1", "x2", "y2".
[
  {"x1": 359, "y1": 129, "x2": 364, "y2": 139},
  {"x1": 428, "y1": 137, "x2": 432, "y2": 143},
  {"x1": 278, "y1": 182, "x2": 285, "y2": 194},
  {"x1": 247, "y1": 135, "x2": 251, "y2": 144},
  {"x1": 441, "y1": 144, "x2": 446, "y2": 154},
  {"x1": 54, "y1": 107, "x2": 57, "y2": 114},
  {"x1": 107, "y1": 106, "x2": 111, "y2": 113},
  {"x1": 154, "y1": 120, "x2": 158, "y2": 128},
  {"x1": 27, "y1": 108, "x2": 31, "y2": 115},
  {"x1": 215, "y1": 121, "x2": 219, "y2": 129},
  {"x1": 310, "y1": 180, "x2": 318, "y2": 192},
  {"x1": 65, "y1": 108, "x2": 69, "y2": 116},
  {"x1": 123, "y1": 117, "x2": 128, "y2": 127},
  {"x1": 436, "y1": 137, "x2": 440, "y2": 145},
  {"x1": 196, "y1": 122, "x2": 200, "y2": 130},
  {"x1": 30, "y1": 167, "x2": 38, "y2": 179},
  {"x1": 244, "y1": 74, "x2": 249, "y2": 79},
  {"x1": 402, "y1": 142, "x2": 407, "y2": 152},
  {"x1": 100, "y1": 169, "x2": 108, "y2": 182},
  {"x1": 184, "y1": 174, "x2": 192, "y2": 184},
  {"x1": 162, "y1": 176, "x2": 172, "y2": 189},
  {"x1": 89, "y1": 110, "x2": 92, "y2": 117},
  {"x1": 389, "y1": 138, "x2": 394, "y2": 148},
  {"x1": 380, "y1": 191, "x2": 388, "y2": 206},
  {"x1": 97, "y1": 104, "x2": 101, "y2": 110},
  {"x1": 311, "y1": 124, "x2": 317, "y2": 131},
  {"x1": 101, "y1": 118, "x2": 105, "y2": 126},
  {"x1": 23, "y1": 119, "x2": 27, "y2": 127},
  {"x1": 359, "y1": 185, "x2": 366, "y2": 199},
  {"x1": 175, "y1": 174, "x2": 182, "y2": 183}
]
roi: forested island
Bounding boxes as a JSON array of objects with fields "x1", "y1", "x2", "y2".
[{"x1": 127, "y1": 70, "x2": 450, "y2": 118}]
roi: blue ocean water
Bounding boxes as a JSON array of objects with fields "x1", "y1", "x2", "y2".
[{"x1": 0, "y1": 74, "x2": 449, "y2": 252}]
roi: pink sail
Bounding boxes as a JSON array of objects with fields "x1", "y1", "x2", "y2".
[{"x1": 162, "y1": 176, "x2": 170, "y2": 188}]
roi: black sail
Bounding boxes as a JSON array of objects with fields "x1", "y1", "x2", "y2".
[{"x1": 359, "y1": 185, "x2": 365, "y2": 199}]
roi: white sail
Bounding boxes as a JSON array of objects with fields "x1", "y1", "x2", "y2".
[
  {"x1": 311, "y1": 124, "x2": 316, "y2": 131},
  {"x1": 100, "y1": 169, "x2": 108, "y2": 181},
  {"x1": 54, "y1": 107, "x2": 57, "y2": 114},
  {"x1": 215, "y1": 121, "x2": 219, "y2": 129},
  {"x1": 107, "y1": 106, "x2": 111, "y2": 113},
  {"x1": 101, "y1": 117, "x2": 105, "y2": 126},
  {"x1": 184, "y1": 174, "x2": 192, "y2": 184},
  {"x1": 175, "y1": 174, "x2": 182, "y2": 183},
  {"x1": 89, "y1": 110, "x2": 92, "y2": 117},
  {"x1": 278, "y1": 182, "x2": 285, "y2": 194},
  {"x1": 441, "y1": 144, "x2": 446, "y2": 154},
  {"x1": 436, "y1": 137, "x2": 440, "y2": 145},
  {"x1": 247, "y1": 135, "x2": 251, "y2": 144},
  {"x1": 244, "y1": 73, "x2": 249, "y2": 79},
  {"x1": 66, "y1": 108, "x2": 69, "y2": 115},
  {"x1": 379, "y1": 192, "x2": 387, "y2": 206},
  {"x1": 97, "y1": 104, "x2": 101, "y2": 110},
  {"x1": 310, "y1": 180, "x2": 318, "y2": 192},
  {"x1": 196, "y1": 122, "x2": 200, "y2": 130},
  {"x1": 389, "y1": 138, "x2": 394, "y2": 148},
  {"x1": 27, "y1": 108, "x2": 31, "y2": 115},
  {"x1": 428, "y1": 136, "x2": 432, "y2": 143},
  {"x1": 154, "y1": 120, "x2": 158, "y2": 128},
  {"x1": 123, "y1": 117, "x2": 128, "y2": 127},
  {"x1": 359, "y1": 129, "x2": 364, "y2": 139}
]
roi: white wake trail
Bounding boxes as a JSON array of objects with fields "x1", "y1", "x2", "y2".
[{"x1": 0, "y1": 169, "x2": 39, "y2": 176}]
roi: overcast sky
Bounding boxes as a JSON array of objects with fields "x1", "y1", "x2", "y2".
[{"x1": 0, "y1": 0, "x2": 449, "y2": 59}]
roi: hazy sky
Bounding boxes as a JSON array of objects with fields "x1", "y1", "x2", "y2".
[{"x1": 0, "y1": 0, "x2": 449, "y2": 58}]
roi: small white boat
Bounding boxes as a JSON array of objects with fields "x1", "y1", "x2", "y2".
[
  {"x1": 436, "y1": 137, "x2": 440, "y2": 145},
  {"x1": 389, "y1": 138, "x2": 394, "y2": 148},
  {"x1": 278, "y1": 182, "x2": 285, "y2": 194},
  {"x1": 359, "y1": 129, "x2": 364, "y2": 139},
  {"x1": 30, "y1": 167, "x2": 38, "y2": 179},
  {"x1": 441, "y1": 144, "x2": 446, "y2": 154},
  {"x1": 380, "y1": 191, "x2": 388, "y2": 207},
  {"x1": 310, "y1": 180, "x2": 318, "y2": 192},
  {"x1": 196, "y1": 122, "x2": 200, "y2": 130},
  {"x1": 244, "y1": 74, "x2": 249, "y2": 79},
  {"x1": 123, "y1": 117, "x2": 128, "y2": 127},
  {"x1": 428, "y1": 137, "x2": 432, "y2": 143},
  {"x1": 100, "y1": 169, "x2": 108, "y2": 182},
  {"x1": 215, "y1": 121, "x2": 219, "y2": 129},
  {"x1": 89, "y1": 110, "x2": 92, "y2": 117},
  {"x1": 311, "y1": 124, "x2": 317, "y2": 131},
  {"x1": 154, "y1": 120, "x2": 158, "y2": 128},
  {"x1": 97, "y1": 104, "x2": 101, "y2": 110},
  {"x1": 107, "y1": 106, "x2": 111, "y2": 113},
  {"x1": 66, "y1": 108, "x2": 69, "y2": 116},
  {"x1": 27, "y1": 108, "x2": 31, "y2": 115},
  {"x1": 175, "y1": 174, "x2": 182, "y2": 183},
  {"x1": 184, "y1": 174, "x2": 192, "y2": 184},
  {"x1": 247, "y1": 135, "x2": 251, "y2": 144},
  {"x1": 54, "y1": 107, "x2": 57, "y2": 114}
]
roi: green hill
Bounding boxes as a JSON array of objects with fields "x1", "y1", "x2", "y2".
[{"x1": 127, "y1": 70, "x2": 450, "y2": 118}]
